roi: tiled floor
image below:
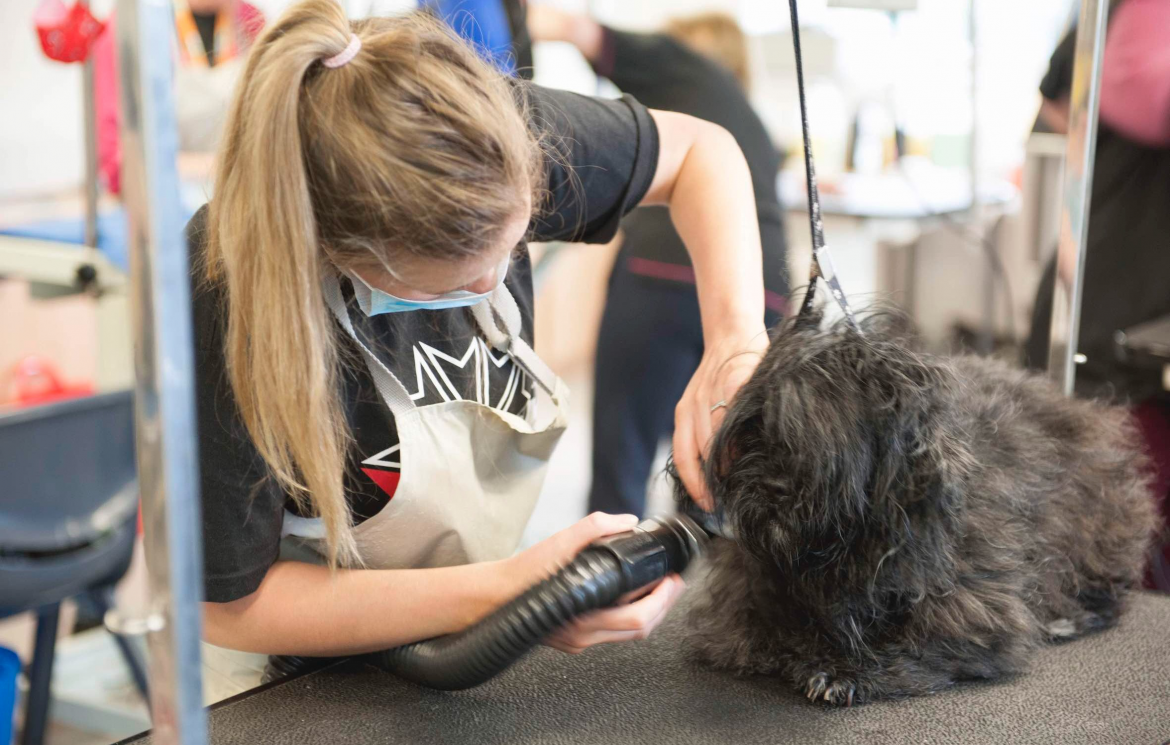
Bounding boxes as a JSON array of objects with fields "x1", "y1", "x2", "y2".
[
  {"x1": 4, "y1": 689, "x2": 133, "y2": 745},
  {"x1": 38, "y1": 722, "x2": 113, "y2": 745}
]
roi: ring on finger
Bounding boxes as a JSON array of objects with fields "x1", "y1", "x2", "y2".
[{"x1": 710, "y1": 400, "x2": 727, "y2": 413}]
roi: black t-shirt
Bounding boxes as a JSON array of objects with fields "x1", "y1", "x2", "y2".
[
  {"x1": 1027, "y1": 21, "x2": 1170, "y2": 401},
  {"x1": 192, "y1": 84, "x2": 659, "y2": 603},
  {"x1": 191, "y1": 11, "x2": 219, "y2": 67},
  {"x1": 592, "y1": 28, "x2": 789, "y2": 305}
]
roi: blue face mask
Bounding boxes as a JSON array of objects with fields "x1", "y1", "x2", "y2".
[{"x1": 347, "y1": 255, "x2": 510, "y2": 316}]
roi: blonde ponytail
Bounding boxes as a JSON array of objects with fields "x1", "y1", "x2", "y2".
[
  {"x1": 207, "y1": 0, "x2": 358, "y2": 566},
  {"x1": 206, "y1": 0, "x2": 542, "y2": 567}
]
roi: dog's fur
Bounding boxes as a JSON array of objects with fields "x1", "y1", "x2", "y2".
[{"x1": 676, "y1": 311, "x2": 1157, "y2": 706}]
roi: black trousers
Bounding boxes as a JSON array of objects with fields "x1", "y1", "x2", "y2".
[{"x1": 587, "y1": 259, "x2": 781, "y2": 516}]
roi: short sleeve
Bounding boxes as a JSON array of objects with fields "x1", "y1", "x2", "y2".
[
  {"x1": 524, "y1": 84, "x2": 660, "y2": 244},
  {"x1": 188, "y1": 209, "x2": 285, "y2": 603},
  {"x1": 1040, "y1": 28, "x2": 1077, "y2": 102}
]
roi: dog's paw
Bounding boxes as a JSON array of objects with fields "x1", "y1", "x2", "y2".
[{"x1": 804, "y1": 672, "x2": 857, "y2": 707}]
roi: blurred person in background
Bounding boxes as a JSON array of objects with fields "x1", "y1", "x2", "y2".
[
  {"x1": 91, "y1": 0, "x2": 266, "y2": 195},
  {"x1": 422, "y1": 0, "x2": 533, "y2": 78},
  {"x1": 1026, "y1": 0, "x2": 1170, "y2": 584},
  {"x1": 528, "y1": 7, "x2": 788, "y2": 518}
]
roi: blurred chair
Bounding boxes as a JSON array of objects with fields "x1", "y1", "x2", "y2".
[{"x1": 0, "y1": 390, "x2": 147, "y2": 745}]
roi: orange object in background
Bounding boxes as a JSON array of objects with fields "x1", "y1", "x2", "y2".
[
  {"x1": 2, "y1": 356, "x2": 94, "y2": 408},
  {"x1": 0, "y1": 277, "x2": 100, "y2": 403}
]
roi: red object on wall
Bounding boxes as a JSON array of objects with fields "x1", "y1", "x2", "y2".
[
  {"x1": 34, "y1": 0, "x2": 105, "y2": 63},
  {"x1": 4, "y1": 357, "x2": 95, "y2": 407}
]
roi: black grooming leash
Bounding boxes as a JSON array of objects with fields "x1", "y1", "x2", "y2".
[{"x1": 787, "y1": 0, "x2": 861, "y2": 333}]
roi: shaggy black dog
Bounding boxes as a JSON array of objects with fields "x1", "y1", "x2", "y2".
[{"x1": 677, "y1": 311, "x2": 1156, "y2": 706}]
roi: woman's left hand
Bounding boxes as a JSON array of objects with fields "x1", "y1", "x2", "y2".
[
  {"x1": 544, "y1": 574, "x2": 686, "y2": 654},
  {"x1": 640, "y1": 110, "x2": 771, "y2": 510},
  {"x1": 673, "y1": 324, "x2": 769, "y2": 511}
]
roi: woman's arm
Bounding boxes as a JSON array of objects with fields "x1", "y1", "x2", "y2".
[
  {"x1": 527, "y1": 5, "x2": 603, "y2": 61},
  {"x1": 640, "y1": 110, "x2": 769, "y2": 509},
  {"x1": 202, "y1": 512, "x2": 682, "y2": 655},
  {"x1": 528, "y1": 7, "x2": 684, "y2": 99},
  {"x1": 204, "y1": 558, "x2": 521, "y2": 655},
  {"x1": 1039, "y1": 97, "x2": 1070, "y2": 135}
]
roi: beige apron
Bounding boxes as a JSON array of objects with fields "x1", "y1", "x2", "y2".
[{"x1": 202, "y1": 276, "x2": 569, "y2": 703}]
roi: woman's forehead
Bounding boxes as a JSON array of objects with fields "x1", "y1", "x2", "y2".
[
  {"x1": 378, "y1": 211, "x2": 530, "y2": 288},
  {"x1": 389, "y1": 247, "x2": 512, "y2": 291}
]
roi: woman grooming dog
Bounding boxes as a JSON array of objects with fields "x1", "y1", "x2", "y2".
[{"x1": 192, "y1": 0, "x2": 767, "y2": 699}]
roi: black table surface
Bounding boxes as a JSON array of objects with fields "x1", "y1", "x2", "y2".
[{"x1": 122, "y1": 592, "x2": 1170, "y2": 745}]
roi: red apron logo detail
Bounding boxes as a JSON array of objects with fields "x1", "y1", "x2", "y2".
[{"x1": 361, "y1": 445, "x2": 401, "y2": 500}]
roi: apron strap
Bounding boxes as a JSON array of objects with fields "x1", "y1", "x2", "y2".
[
  {"x1": 325, "y1": 272, "x2": 561, "y2": 411},
  {"x1": 471, "y1": 285, "x2": 559, "y2": 398},
  {"x1": 323, "y1": 273, "x2": 417, "y2": 416}
]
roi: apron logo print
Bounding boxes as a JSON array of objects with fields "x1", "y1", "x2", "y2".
[
  {"x1": 407, "y1": 339, "x2": 532, "y2": 414},
  {"x1": 314, "y1": 279, "x2": 567, "y2": 568},
  {"x1": 361, "y1": 444, "x2": 401, "y2": 500}
]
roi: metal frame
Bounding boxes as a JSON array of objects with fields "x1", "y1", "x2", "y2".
[
  {"x1": 81, "y1": 0, "x2": 99, "y2": 249},
  {"x1": 115, "y1": 0, "x2": 208, "y2": 742},
  {"x1": 1046, "y1": 0, "x2": 1110, "y2": 394},
  {"x1": 968, "y1": 0, "x2": 993, "y2": 353}
]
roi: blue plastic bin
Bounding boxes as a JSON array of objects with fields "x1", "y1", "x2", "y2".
[{"x1": 0, "y1": 645, "x2": 19, "y2": 745}]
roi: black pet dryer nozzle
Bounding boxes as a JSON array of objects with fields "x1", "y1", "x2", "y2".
[{"x1": 368, "y1": 514, "x2": 708, "y2": 690}]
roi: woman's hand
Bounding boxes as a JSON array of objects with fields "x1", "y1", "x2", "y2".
[
  {"x1": 640, "y1": 111, "x2": 770, "y2": 510},
  {"x1": 673, "y1": 326, "x2": 768, "y2": 511},
  {"x1": 507, "y1": 512, "x2": 687, "y2": 654},
  {"x1": 526, "y1": 5, "x2": 603, "y2": 61},
  {"x1": 544, "y1": 574, "x2": 685, "y2": 654}
]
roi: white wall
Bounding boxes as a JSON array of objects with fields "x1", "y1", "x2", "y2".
[
  {"x1": 0, "y1": 0, "x2": 109, "y2": 198},
  {"x1": 580, "y1": 0, "x2": 1075, "y2": 179},
  {"x1": 0, "y1": 0, "x2": 291, "y2": 200},
  {"x1": 0, "y1": 0, "x2": 1074, "y2": 201}
]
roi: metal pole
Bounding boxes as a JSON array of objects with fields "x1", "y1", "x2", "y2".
[
  {"x1": 81, "y1": 0, "x2": 99, "y2": 248},
  {"x1": 1046, "y1": 0, "x2": 1110, "y2": 394},
  {"x1": 115, "y1": 0, "x2": 208, "y2": 742},
  {"x1": 968, "y1": 0, "x2": 995, "y2": 354}
]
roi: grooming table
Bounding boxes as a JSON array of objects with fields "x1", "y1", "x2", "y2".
[
  {"x1": 0, "y1": 192, "x2": 203, "y2": 276},
  {"x1": 119, "y1": 592, "x2": 1170, "y2": 745},
  {"x1": 0, "y1": 210, "x2": 130, "y2": 273}
]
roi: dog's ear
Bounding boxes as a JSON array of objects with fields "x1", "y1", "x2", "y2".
[{"x1": 671, "y1": 308, "x2": 971, "y2": 568}]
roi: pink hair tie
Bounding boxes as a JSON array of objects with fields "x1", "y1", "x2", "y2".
[{"x1": 323, "y1": 34, "x2": 361, "y2": 68}]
